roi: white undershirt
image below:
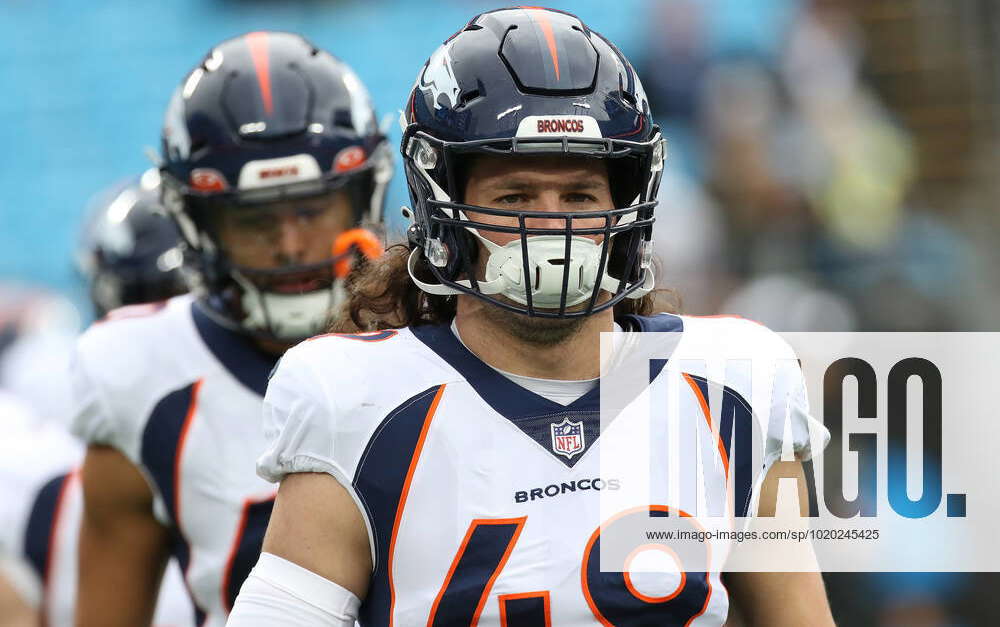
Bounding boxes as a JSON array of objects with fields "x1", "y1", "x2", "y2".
[{"x1": 450, "y1": 319, "x2": 624, "y2": 406}]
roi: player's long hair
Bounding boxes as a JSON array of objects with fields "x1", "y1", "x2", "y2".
[{"x1": 330, "y1": 244, "x2": 678, "y2": 332}]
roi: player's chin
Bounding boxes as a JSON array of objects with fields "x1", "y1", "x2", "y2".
[
  {"x1": 483, "y1": 293, "x2": 611, "y2": 346},
  {"x1": 496, "y1": 294, "x2": 601, "y2": 317}
]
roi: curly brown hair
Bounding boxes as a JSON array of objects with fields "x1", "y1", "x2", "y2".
[{"x1": 329, "y1": 244, "x2": 678, "y2": 333}]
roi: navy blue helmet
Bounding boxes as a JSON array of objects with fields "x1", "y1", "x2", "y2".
[
  {"x1": 77, "y1": 169, "x2": 188, "y2": 318},
  {"x1": 402, "y1": 7, "x2": 663, "y2": 318},
  {"x1": 160, "y1": 31, "x2": 391, "y2": 341}
]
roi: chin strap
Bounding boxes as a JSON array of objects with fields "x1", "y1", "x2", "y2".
[{"x1": 407, "y1": 247, "x2": 505, "y2": 296}]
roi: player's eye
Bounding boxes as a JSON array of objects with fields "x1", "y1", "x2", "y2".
[
  {"x1": 294, "y1": 206, "x2": 326, "y2": 221},
  {"x1": 232, "y1": 212, "x2": 277, "y2": 231},
  {"x1": 565, "y1": 192, "x2": 598, "y2": 203},
  {"x1": 493, "y1": 193, "x2": 528, "y2": 205}
]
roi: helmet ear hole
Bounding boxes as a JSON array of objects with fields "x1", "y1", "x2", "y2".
[
  {"x1": 607, "y1": 157, "x2": 644, "y2": 208},
  {"x1": 345, "y1": 170, "x2": 376, "y2": 223},
  {"x1": 607, "y1": 229, "x2": 644, "y2": 285},
  {"x1": 439, "y1": 223, "x2": 479, "y2": 281}
]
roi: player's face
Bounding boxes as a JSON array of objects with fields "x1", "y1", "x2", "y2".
[
  {"x1": 214, "y1": 190, "x2": 354, "y2": 273},
  {"x1": 463, "y1": 154, "x2": 614, "y2": 246},
  {"x1": 461, "y1": 155, "x2": 615, "y2": 343}
]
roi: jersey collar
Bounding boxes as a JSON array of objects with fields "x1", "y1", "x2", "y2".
[
  {"x1": 410, "y1": 322, "x2": 600, "y2": 418},
  {"x1": 191, "y1": 300, "x2": 279, "y2": 396}
]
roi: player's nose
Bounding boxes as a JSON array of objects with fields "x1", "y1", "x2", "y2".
[
  {"x1": 524, "y1": 191, "x2": 569, "y2": 228},
  {"x1": 275, "y1": 214, "x2": 308, "y2": 262},
  {"x1": 522, "y1": 191, "x2": 606, "y2": 241}
]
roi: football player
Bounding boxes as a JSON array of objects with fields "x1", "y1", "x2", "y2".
[
  {"x1": 230, "y1": 9, "x2": 833, "y2": 627},
  {"x1": 76, "y1": 168, "x2": 188, "y2": 319},
  {"x1": 0, "y1": 173, "x2": 193, "y2": 627},
  {"x1": 70, "y1": 32, "x2": 390, "y2": 627},
  {"x1": 0, "y1": 389, "x2": 78, "y2": 627}
]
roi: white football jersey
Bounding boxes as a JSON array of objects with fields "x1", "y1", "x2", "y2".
[
  {"x1": 0, "y1": 393, "x2": 80, "y2": 616},
  {"x1": 71, "y1": 295, "x2": 278, "y2": 627},
  {"x1": 0, "y1": 394, "x2": 192, "y2": 627},
  {"x1": 258, "y1": 314, "x2": 825, "y2": 626}
]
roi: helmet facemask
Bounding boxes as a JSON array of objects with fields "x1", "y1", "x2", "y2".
[
  {"x1": 164, "y1": 164, "x2": 386, "y2": 343},
  {"x1": 403, "y1": 127, "x2": 663, "y2": 319}
]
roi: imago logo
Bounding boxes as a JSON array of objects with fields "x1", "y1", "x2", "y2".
[
  {"x1": 334, "y1": 146, "x2": 366, "y2": 173},
  {"x1": 259, "y1": 166, "x2": 299, "y2": 180},
  {"x1": 537, "y1": 118, "x2": 585, "y2": 134},
  {"x1": 189, "y1": 168, "x2": 228, "y2": 192}
]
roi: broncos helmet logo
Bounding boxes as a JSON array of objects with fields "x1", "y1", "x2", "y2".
[{"x1": 418, "y1": 42, "x2": 461, "y2": 111}]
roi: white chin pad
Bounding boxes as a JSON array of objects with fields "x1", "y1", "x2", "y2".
[
  {"x1": 235, "y1": 273, "x2": 343, "y2": 340},
  {"x1": 482, "y1": 235, "x2": 609, "y2": 308}
]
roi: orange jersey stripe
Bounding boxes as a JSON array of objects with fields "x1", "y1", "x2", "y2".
[
  {"x1": 682, "y1": 372, "x2": 730, "y2": 477},
  {"x1": 41, "y1": 470, "x2": 77, "y2": 626},
  {"x1": 173, "y1": 378, "x2": 203, "y2": 526},
  {"x1": 388, "y1": 384, "x2": 446, "y2": 627},
  {"x1": 220, "y1": 493, "x2": 277, "y2": 612}
]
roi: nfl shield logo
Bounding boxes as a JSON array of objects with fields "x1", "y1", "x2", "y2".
[{"x1": 550, "y1": 417, "x2": 585, "y2": 460}]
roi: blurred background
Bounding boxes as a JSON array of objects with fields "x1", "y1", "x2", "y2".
[{"x1": 1, "y1": 0, "x2": 998, "y2": 624}]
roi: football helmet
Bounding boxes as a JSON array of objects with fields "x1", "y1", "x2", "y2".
[
  {"x1": 160, "y1": 31, "x2": 392, "y2": 341},
  {"x1": 76, "y1": 169, "x2": 187, "y2": 317},
  {"x1": 401, "y1": 7, "x2": 663, "y2": 318}
]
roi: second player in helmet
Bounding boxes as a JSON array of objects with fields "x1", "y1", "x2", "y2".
[
  {"x1": 76, "y1": 168, "x2": 188, "y2": 319},
  {"x1": 161, "y1": 30, "x2": 391, "y2": 345},
  {"x1": 71, "y1": 32, "x2": 389, "y2": 627}
]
